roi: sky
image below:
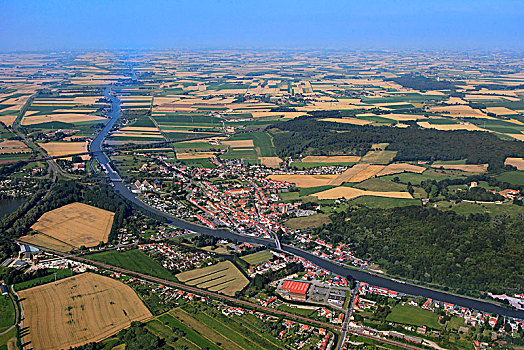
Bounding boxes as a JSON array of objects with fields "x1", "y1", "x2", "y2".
[{"x1": 0, "y1": 0, "x2": 523, "y2": 51}]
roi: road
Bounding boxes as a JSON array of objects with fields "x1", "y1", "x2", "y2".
[{"x1": 336, "y1": 285, "x2": 359, "y2": 349}]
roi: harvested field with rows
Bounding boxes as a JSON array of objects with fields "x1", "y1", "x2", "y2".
[
  {"x1": 38, "y1": 141, "x2": 90, "y2": 160},
  {"x1": 431, "y1": 164, "x2": 488, "y2": 172},
  {"x1": 20, "y1": 273, "x2": 151, "y2": 350},
  {"x1": 176, "y1": 261, "x2": 249, "y2": 296},
  {"x1": 28, "y1": 202, "x2": 114, "y2": 249}
]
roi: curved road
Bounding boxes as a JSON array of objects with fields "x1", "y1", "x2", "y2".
[{"x1": 91, "y1": 87, "x2": 524, "y2": 320}]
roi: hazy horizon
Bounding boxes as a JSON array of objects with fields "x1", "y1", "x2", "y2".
[{"x1": 1, "y1": 0, "x2": 523, "y2": 51}]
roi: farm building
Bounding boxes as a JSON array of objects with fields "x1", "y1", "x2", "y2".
[{"x1": 278, "y1": 280, "x2": 310, "y2": 301}]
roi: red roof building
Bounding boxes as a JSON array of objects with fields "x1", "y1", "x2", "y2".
[
  {"x1": 281, "y1": 280, "x2": 310, "y2": 294},
  {"x1": 280, "y1": 280, "x2": 310, "y2": 301}
]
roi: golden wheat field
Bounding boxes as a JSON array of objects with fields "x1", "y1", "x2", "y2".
[
  {"x1": 268, "y1": 174, "x2": 339, "y2": 187},
  {"x1": 376, "y1": 163, "x2": 426, "y2": 176},
  {"x1": 176, "y1": 151, "x2": 217, "y2": 159},
  {"x1": 417, "y1": 121, "x2": 486, "y2": 132},
  {"x1": 222, "y1": 140, "x2": 255, "y2": 148},
  {"x1": 19, "y1": 233, "x2": 75, "y2": 252},
  {"x1": 0, "y1": 140, "x2": 31, "y2": 154},
  {"x1": 504, "y1": 157, "x2": 524, "y2": 170},
  {"x1": 301, "y1": 155, "x2": 361, "y2": 163},
  {"x1": 21, "y1": 113, "x2": 107, "y2": 125},
  {"x1": 0, "y1": 115, "x2": 17, "y2": 127},
  {"x1": 259, "y1": 156, "x2": 282, "y2": 168},
  {"x1": 30, "y1": 202, "x2": 114, "y2": 248},
  {"x1": 319, "y1": 117, "x2": 372, "y2": 125},
  {"x1": 313, "y1": 186, "x2": 413, "y2": 200},
  {"x1": 38, "y1": 141, "x2": 90, "y2": 160},
  {"x1": 20, "y1": 273, "x2": 152, "y2": 350}
]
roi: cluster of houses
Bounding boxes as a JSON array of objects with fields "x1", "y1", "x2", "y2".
[
  {"x1": 0, "y1": 178, "x2": 36, "y2": 198},
  {"x1": 138, "y1": 242, "x2": 212, "y2": 272},
  {"x1": 269, "y1": 250, "x2": 349, "y2": 287},
  {"x1": 127, "y1": 152, "x2": 347, "y2": 241},
  {"x1": 247, "y1": 258, "x2": 287, "y2": 278},
  {"x1": 357, "y1": 282, "x2": 400, "y2": 298},
  {"x1": 355, "y1": 281, "x2": 524, "y2": 342},
  {"x1": 421, "y1": 297, "x2": 524, "y2": 332},
  {"x1": 488, "y1": 188, "x2": 521, "y2": 200},
  {"x1": 278, "y1": 319, "x2": 332, "y2": 350},
  {"x1": 294, "y1": 233, "x2": 370, "y2": 269}
]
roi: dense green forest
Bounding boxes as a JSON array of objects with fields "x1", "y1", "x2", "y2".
[
  {"x1": 390, "y1": 74, "x2": 456, "y2": 91},
  {"x1": 324, "y1": 206, "x2": 523, "y2": 294},
  {"x1": 270, "y1": 117, "x2": 524, "y2": 168}
]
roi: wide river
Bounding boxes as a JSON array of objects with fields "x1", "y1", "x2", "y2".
[{"x1": 90, "y1": 88, "x2": 524, "y2": 319}]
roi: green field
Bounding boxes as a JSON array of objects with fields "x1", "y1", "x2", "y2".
[
  {"x1": 147, "y1": 303, "x2": 287, "y2": 350},
  {"x1": 380, "y1": 169, "x2": 466, "y2": 185},
  {"x1": 178, "y1": 158, "x2": 216, "y2": 168},
  {"x1": 0, "y1": 294, "x2": 15, "y2": 333},
  {"x1": 285, "y1": 213, "x2": 331, "y2": 230},
  {"x1": 86, "y1": 249, "x2": 176, "y2": 281},
  {"x1": 386, "y1": 304, "x2": 443, "y2": 329},
  {"x1": 241, "y1": 250, "x2": 274, "y2": 266},
  {"x1": 173, "y1": 142, "x2": 226, "y2": 151},
  {"x1": 222, "y1": 149, "x2": 259, "y2": 159},
  {"x1": 146, "y1": 317, "x2": 203, "y2": 350},
  {"x1": 355, "y1": 178, "x2": 407, "y2": 192},
  {"x1": 153, "y1": 113, "x2": 221, "y2": 124},
  {"x1": 14, "y1": 268, "x2": 73, "y2": 291},
  {"x1": 445, "y1": 202, "x2": 524, "y2": 217},
  {"x1": 278, "y1": 191, "x2": 300, "y2": 201},
  {"x1": 496, "y1": 171, "x2": 524, "y2": 186},
  {"x1": 227, "y1": 131, "x2": 276, "y2": 157},
  {"x1": 350, "y1": 196, "x2": 420, "y2": 209},
  {"x1": 432, "y1": 159, "x2": 467, "y2": 165},
  {"x1": 0, "y1": 327, "x2": 16, "y2": 350},
  {"x1": 448, "y1": 316, "x2": 465, "y2": 331},
  {"x1": 171, "y1": 305, "x2": 283, "y2": 350},
  {"x1": 277, "y1": 304, "x2": 317, "y2": 317},
  {"x1": 357, "y1": 115, "x2": 397, "y2": 124}
]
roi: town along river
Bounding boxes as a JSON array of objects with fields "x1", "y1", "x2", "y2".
[{"x1": 94, "y1": 86, "x2": 524, "y2": 320}]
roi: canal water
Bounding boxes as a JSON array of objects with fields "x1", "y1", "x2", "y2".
[{"x1": 0, "y1": 198, "x2": 24, "y2": 219}]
